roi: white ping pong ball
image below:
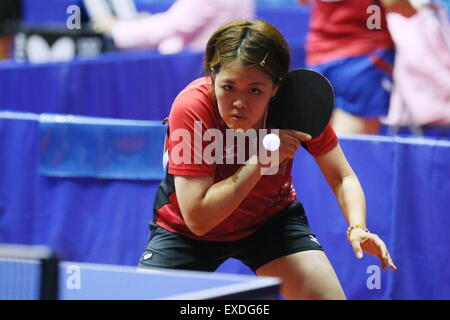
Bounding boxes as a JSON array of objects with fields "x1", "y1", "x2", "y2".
[{"x1": 263, "y1": 133, "x2": 280, "y2": 151}]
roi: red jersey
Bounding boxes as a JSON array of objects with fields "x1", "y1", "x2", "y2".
[
  {"x1": 153, "y1": 77, "x2": 338, "y2": 241},
  {"x1": 306, "y1": 0, "x2": 394, "y2": 65}
]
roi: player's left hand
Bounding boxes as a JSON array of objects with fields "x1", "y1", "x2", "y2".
[{"x1": 348, "y1": 229, "x2": 397, "y2": 272}]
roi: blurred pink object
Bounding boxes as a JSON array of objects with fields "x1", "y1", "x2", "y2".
[
  {"x1": 111, "y1": 0, "x2": 255, "y2": 54},
  {"x1": 384, "y1": 4, "x2": 450, "y2": 126}
]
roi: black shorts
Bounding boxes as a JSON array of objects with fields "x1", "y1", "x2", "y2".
[{"x1": 138, "y1": 201, "x2": 323, "y2": 273}]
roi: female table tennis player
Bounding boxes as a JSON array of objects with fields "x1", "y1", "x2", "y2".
[{"x1": 139, "y1": 19, "x2": 396, "y2": 300}]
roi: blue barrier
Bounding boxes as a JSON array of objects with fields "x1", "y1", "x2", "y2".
[
  {"x1": 293, "y1": 134, "x2": 450, "y2": 299},
  {"x1": 0, "y1": 112, "x2": 161, "y2": 265},
  {"x1": 1, "y1": 1, "x2": 310, "y2": 120},
  {"x1": 0, "y1": 49, "x2": 205, "y2": 120},
  {"x1": 1, "y1": 112, "x2": 449, "y2": 299},
  {"x1": 0, "y1": 45, "x2": 306, "y2": 120},
  {"x1": 38, "y1": 114, "x2": 166, "y2": 180}
]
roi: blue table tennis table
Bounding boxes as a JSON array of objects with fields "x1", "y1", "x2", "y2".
[
  {"x1": 59, "y1": 262, "x2": 280, "y2": 300},
  {"x1": 0, "y1": 250, "x2": 280, "y2": 300}
]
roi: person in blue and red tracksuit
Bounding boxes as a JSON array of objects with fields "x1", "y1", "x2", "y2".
[
  {"x1": 138, "y1": 19, "x2": 396, "y2": 300},
  {"x1": 299, "y1": 0, "x2": 416, "y2": 134}
]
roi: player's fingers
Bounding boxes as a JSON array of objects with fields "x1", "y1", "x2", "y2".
[
  {"x1": 279, "y1": 133, "x2": 304, "y2": 154},
  {"x1": 374, "y1": 237, "x2": 396, "y2": 271},
  {"x1": 381, "y1": 257, "x2": 387, "y2": 272},
  {"x1": 280, "y1": 134, "x2": 301, "y2": 148},
  {"x1": 350, "y1": 239, "x2": 364, "y2": 259},
  {"x1": 383, "y1": 249, "x2": 397, "y2": 271},
  {"x1": 387, "y1": 253, "x2": 397, "y2": 271},
  {"x1": 283, "y1": 130, "x2": 312, "y2": 142},
  {"x1": 282, "y1": 146, "x2": 298, "y2": 159}
]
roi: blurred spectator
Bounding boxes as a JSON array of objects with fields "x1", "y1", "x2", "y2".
[
  {"x1": 299, "y1": 0, "x2": 416, "y2": 134},
  {"x1": 92, "y1": 0, "x2": 255, "y2": 54},
  {"x1": 383, "y1": 1, "x2": 450, "y2": 128},
  {"x1": 258, "y1": 0, "x2": 298, "y2": 5},
  {"x1": 436, "y1": 0, "x2": 450, "y2": 13},
  {"x1": 0, "y1": 0, "x2": 21, "y2": 60}
]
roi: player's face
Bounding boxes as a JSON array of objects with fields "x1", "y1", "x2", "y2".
[{"x1": 214, "y1": 59, "x2": 278, "y2": 131}]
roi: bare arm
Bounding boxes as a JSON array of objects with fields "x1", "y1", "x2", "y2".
[
  {"x1": 315, "y1": 143, "x2": 396, "y2": 271},
  {"x1": 174, "y1": 155, "x2": 263, "y2": 236},
  {"x1": 174, "y1": 130, "x2": 311, "y2": 236},
  {"x1": 314, "y1": 143, "x2": 366, "y2": 227}
]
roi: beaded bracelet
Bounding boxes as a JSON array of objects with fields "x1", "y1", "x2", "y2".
[{"x1": 346, "y1": 224, "x2": 369, "y2": 240}]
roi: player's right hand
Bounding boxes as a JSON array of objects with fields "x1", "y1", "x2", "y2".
[
  {"x1": 278, "y1": 129, "x2": 311, "y2": 161},
  {"x1": 260, "y1": 130, "x2": 311, "y2": 170}
]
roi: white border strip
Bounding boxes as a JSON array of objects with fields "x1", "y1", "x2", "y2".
[
  {"x1": 0, "y1": 111, "x2": 164, "y2": 127},
  {"x1": 39, "y1": 114, "x2": 162, "y2": 127},
  {"x1": 0, "y1": 111, "x2": 40, "y2": 121},
  {"x1": 159, "y1": 278, "x2": 280, "y2": 300},
  {"x1": 338, "y1": 133, "x2": 450, "y2": 147},
  {"x1": 0, "y1": 244, "x2": 52, "y2": 259}
]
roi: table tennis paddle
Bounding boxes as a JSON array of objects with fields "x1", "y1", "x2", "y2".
[{"x1": 267, "y1": 68, "x2": 334, "y2": 138}]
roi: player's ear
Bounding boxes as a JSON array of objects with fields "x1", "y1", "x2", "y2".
[
  {"x1": 271, "y1": 77, "x2": 283, "y2": 98},
  {"x1": 271, "y1": 84, "x2": 279, "y2": 98}
]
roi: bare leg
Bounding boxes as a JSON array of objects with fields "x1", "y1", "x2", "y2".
[
  {"x1": 332, "y1": 108, "x2": 380, "y2": 135},
  {"x1": 256, "y1": 250, "x2": 346, "y2": 300}
]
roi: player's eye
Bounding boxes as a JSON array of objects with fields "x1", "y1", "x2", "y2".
[
  {"x1": 250, "y1": 88, "x2": 262, "y2": 95},
  {"x1": 222, "y1": 85, "x2": 234, "y2": 91}
]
